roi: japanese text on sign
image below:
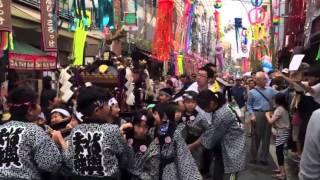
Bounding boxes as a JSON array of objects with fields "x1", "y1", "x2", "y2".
[{"x1": 0, "y1": 0, "x2": 12, "y2": 31}]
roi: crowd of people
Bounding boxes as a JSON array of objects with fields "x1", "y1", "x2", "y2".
[{"x1": 0, "y1": 61, "x2": 319, "y2": 180}]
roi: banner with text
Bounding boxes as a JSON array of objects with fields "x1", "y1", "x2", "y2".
[
  {"x1": 40, "y1": 0, "x2": 58, "y2": 52},
  {"x1": 0, "y1": 0, "x2": 12, "y2": 31}
]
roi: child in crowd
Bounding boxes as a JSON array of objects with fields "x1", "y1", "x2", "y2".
[
  {"x1": 158, "y1": 88, "x2": 173, "y2": 103},
  {"x1": 181, "y1": 91, "x2": 210, "y2": 168},
  {"x1": 266, "y1": 93, "x2": 290, "y2": 180},
  {"x1": 151, "y1": 102, "x2": 202, "y2": 180},
  {"x1": 51, "y1": 86, "x2": 132, "y2": 180},
  {"x1": 108, "y1": 97, "x2": 127, "y2": 126},
  {"x1": 49, "y1": 107, "x2": 72, "y2": 137},
  {"x1": 123, "y1": 110, "x2": 159, "y2": 180}
]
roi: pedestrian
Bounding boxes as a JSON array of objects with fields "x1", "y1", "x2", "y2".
[
  {"x1": 247, "y1": 71, "x2": 277, "y2": 165},
  {"x1": 299, "y1": 109, "x2": 320, "y2": 180},
  {"x1": 0, "y1": 86, "x2": 62, "y2": 179},
  {"x1": 188, "y1": 90, "x2": 247, "y2": 180},
  {"x1": 158, "y1": 88, "x2": 173, "y2": 103},
  {"x1": 265, "y1": 93, "x2": 290, "y2": 179},
  {"x1": 231, "y1": 78, "x2": 247, "y2": 121}
]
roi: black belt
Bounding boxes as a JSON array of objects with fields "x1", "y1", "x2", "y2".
[
  {"x1": 71, "y1": 176, "x2": 117, "y2": 180},
  {"x1": 253, "y1": 109, "x2": 269, "y2": 112},
  {"x1": 159, "y1": 157, "x2": 175, "y2": 180}
]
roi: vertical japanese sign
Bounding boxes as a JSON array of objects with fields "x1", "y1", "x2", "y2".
[
  {"x1": 124, "y1": 0, "x2": 138, "y2": 31},
  {"x1": 40, "y1": 0, "x2": 58, "y2": 52},
  {"x1": 0, "y1": 0, "x2": 12, "y2": 31}
]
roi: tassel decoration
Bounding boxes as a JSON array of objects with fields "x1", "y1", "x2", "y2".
[{"x1": 152, "y1": 0, "x2": 174, "y2": 61}]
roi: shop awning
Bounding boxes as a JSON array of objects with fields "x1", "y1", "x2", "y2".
[{"x1": 8, "y1": 41, "x2": 57, "y2": 70}]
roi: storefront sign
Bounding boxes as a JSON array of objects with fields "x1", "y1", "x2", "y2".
[
  {"x1": 124, "y1": 0, "x2": 138, "y2": 31},
  {"x1": 8, "y1": 53, "x2": 57, "y2": 70},
  {"x1": 40, "y1": 0, "x2": 58, "y2": 52},
  {"x1": 0, "y1": 0, "x2": 12, "y2": 31}
]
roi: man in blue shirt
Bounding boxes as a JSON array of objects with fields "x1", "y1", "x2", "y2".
[
  {"x1": 231, "y1": 78, "x2": 247, "y2": 109},
  {"x1": 247, "y1": 72, "x2": 277, "y2": 165}
]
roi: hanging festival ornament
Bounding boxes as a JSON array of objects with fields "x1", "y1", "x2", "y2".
[
  {"x1": 214, "y1": 0, "x2": 223, "y2": 9},
  {"x1": 177, "y1": 54, "x2": 184, "y2": 75},
  {"x1": 152, "y1": 0, "x2": 174, "y2": 61},
  {"x1": 248, "y1": 7, "x2": 266, "y2": 25},
  {"x1": 214, "y1": 11, "x2": 221, "y2": 40},
  {"x1": 316, "y1": 44, "x2": 320, "y2": 61},
  {"x1": 234, "y1": 18, "x2": 242, "y2": 52},
  {"x1": 272, "y1": 16, "x2": 280, "y2": 26},
  {"x1": 92, "y1": 0, "x2": 115, "y2": 30},
  {"x1": 215, "y1": 42, "x2": 224, "y2": 69},
  {"x1": 251, "y1": 0, "x2": 263, "y2": 7},
  {"x1": 72, "y1": 10, "x2": 92, "y2": 66},
  {"x1": 252, "y1": 23, "x2": 266, "y2": 40}
]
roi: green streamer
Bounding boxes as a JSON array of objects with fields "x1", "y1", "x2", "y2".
[{"x1": 316, "y1": 44, "x2": 320, "y2": 61}]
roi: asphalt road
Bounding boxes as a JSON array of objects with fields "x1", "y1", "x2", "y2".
[{"x1": 205, "y1": 137, "x2": 299, "y2": 180}]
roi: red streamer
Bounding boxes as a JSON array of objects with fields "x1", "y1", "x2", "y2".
[
  {"x1": 152, "y1": 0, "x2": 174, "y2": 61},
  {"x1": 214, "y1": 10, "x2": 220, "y2": 40}
]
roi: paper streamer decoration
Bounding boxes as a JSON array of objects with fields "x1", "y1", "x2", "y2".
[
  {"x1": 234, "y1": 18, "x2": 242, "y2": 52},
  {"x1": 177, "y1": 54, "x2": 184, "y2": 75},
  {"x1": 215, "y1": 42, "x2": 224, "y2": 69},
  {"x1": 316, "y1": 44, "x2": 320, "y2": 61},
  {"x1": 152, "y1": 0, "x2": 174, "y2": 61},
  {"x1": 252, "y1": 24, "x2": 266, "y2": 40},
  {"x1": 72, "y1": 11, "x2": 91, "y2": 66},
  {"x1": 0, "y1": 32, "x2": 14, "y2": 52},
  {"x1": 93, "y1": 0, "x2": 115, "y2": 30},
  {"x1": 215, "y1": 11, "x2": 221, "y2": 40},
  {"x1": 242, "y1": 58, "x2": 249, "y2": 72}
]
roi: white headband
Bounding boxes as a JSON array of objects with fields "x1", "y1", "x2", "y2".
[
  {"x1": 75, "y1": 111, "x2": 83, "y2": 122},
  {"x1": 51, "y1": 108, "x2": 71, "y2": 117},
  {"x1": 108, "y1": 98, "x2": 118, "y2": 106}
]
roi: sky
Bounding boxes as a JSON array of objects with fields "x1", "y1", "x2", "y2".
[
  {"x1": 200, "y1": 0, "x2": 253, "y2": 59},
  {"x1": 218, "y1": 0, "x2": 252, "y2": 59}
]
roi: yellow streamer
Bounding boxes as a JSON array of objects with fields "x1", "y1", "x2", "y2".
[
  {"x1": 9, "y1": 32, "x2": 14, "y2": 50},
  {"x1": 177, "y1": 54, "x2": 184, "y2": 75}
]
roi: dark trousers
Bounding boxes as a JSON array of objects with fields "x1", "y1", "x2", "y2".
[
  {"x1": 212, "y1": 153, "x2": 238, "y2": 180},
  {"x1": 213, "y1": 153, "x2": 224, "y2": 180},
  {"x1": 276, "y1": 144, "x2": 285, "y2": 166},
  {"x1": 251, "y1": 111, "x2": 271, "y2": 162}
]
